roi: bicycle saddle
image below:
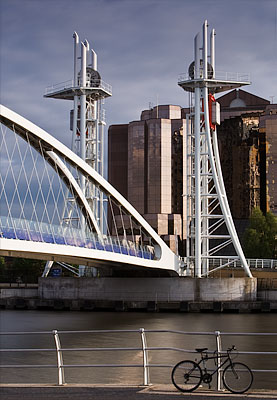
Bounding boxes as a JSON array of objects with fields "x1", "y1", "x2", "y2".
[{"x1": 195, "y1": 347, "x2": 208, "y2": 353}]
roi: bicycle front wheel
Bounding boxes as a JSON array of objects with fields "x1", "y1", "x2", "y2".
[
  {"x1": 171, "y1": 360, "x2": 202, "y2": 392},
  {"x1": 222, "y1": 362, "x2": 253, "y2": 394}
]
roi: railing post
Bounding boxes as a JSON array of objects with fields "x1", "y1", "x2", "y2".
[
  {"x1": 53, "y1": 330, "x2": 65, "y2": 385},
  {"x1": 140, "y1": 328, "x2": 150, "y2": 385},
  {"x1": 215, "y1": 330, "x2": 222, "y2": 391}
]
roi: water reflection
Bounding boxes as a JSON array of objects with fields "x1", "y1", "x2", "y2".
[{"x1": 0, "y1": 310, "x2": 276, "y2": 389}]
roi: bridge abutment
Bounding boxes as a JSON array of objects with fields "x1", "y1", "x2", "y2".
[
  {"x1": 2, "y1": 277, "x2": 277, "y2": 312},
  {"x1": 38, "y1": 276, "x2": 257, "y2": 302}
]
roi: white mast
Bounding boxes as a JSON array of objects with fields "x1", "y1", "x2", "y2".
[
  {"x1": 179, "y1": 20, "x2": 252, "y2": 278},
  {"x1": 43, "y1": 33, "x2": 112, "y2": 277},
  {"x1": 44, "y1": 33, "x2": 112, "y2": 234}
]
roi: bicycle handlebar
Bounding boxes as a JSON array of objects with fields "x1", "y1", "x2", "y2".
[{"x1": 199, "y1": 345, "x2": 237, "y2": 356}]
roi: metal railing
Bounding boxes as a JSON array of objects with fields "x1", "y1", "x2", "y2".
[
  {"x1": 178, "y1": 71, "x2": 250, "y2": 83},
  {"x1": 246, "y1": 258, "x2": 277, "y2": 269},
  {"x1": 0, "y1": 216, "x2": 155, "y2": 260},
  {"x1": 45, "y1": 79, "x2": 74, "y2": 94},
  {"x1": 44, "y1": 79, "x2": 112, "y2": 96},
  {"x1": 182, "y1": 256, "x2": 277, "y2": 270},
  {"x1": 0, "y1": 329, "x2": 276, "y2": 390}
]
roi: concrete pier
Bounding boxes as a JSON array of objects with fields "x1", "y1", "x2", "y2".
[
  {"x1": 38, "y1": 277, "x2": 257, "y2": 302},
  {"x1": 1, "y1": 277, "x2": 277, "y2": 313}
]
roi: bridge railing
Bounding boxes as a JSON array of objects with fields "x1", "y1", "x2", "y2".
[
  {"x1": 205, "y1": 257, "x2": 277, "y2": 270},
  {"x1": 0, "y1": 216, "x2": 155, "y2": 260},
  {"x1": 0, "y1": 329, "x2": 276, "y2": 390}
]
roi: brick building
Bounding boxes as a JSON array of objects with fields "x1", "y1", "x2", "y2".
[
  {"x1": 217, "y1": 89, "x2": 276, "y2": 217},
  {"x1": 217, "y1": 89, "x2": 269, "y2": 121}
]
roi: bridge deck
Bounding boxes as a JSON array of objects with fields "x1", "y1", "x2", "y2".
[{"x1": 0, "y1": 221, "x2": 154, "y2": 260}]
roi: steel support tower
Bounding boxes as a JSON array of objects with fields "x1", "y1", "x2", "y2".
[
  {"x1": 179, "y1": 21, "x2": 252, "y2": 278},
  {"x1": 44, "y1": 32, "x2": 112, "y2": 234},
  {"x1": 43, "y1": 33, "x2": 112, "y2": 277}
]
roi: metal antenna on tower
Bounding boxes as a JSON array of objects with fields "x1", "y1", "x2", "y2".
[{"x1": 178, "y1": 20, "x2": 252, "y2": 278}]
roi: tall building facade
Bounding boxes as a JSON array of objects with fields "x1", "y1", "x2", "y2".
[
  {"x1": 108, "y1": 105, "x2": 186, "y2": 253},
  {"x1": 108, "y1": 90, "x2": 276, "y2": 255},
  {"x1": 257, "y1": 104, "x2": 277, "y2": 215},
  {"x1": 217, "y1": 113, "x2": 261, "y2": 218},
  {"x1": 217, "y1": 89, "x2": 276, "y2": 217}
]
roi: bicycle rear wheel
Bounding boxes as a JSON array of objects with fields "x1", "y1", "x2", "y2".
[
  {"x1": 171, "y1": 360, "x2": 202, "y2": 392},
  {"x1": 222, "y1": 362, "x2": 253, "y2": 394}
]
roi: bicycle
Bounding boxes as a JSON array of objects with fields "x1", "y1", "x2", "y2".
[{"x1": 171, "y1": 345, "x2": 253, "y2": 394}]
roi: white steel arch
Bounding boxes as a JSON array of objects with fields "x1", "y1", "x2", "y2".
[
  {"x1": 46, "y1": 150, "x2": 102, "y2": 238},
  {"x1": 0, "y1": 104, "x2": 182, "y2": 274}
]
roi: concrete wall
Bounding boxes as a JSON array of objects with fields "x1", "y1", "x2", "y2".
[
  {"x1": 258, "y1": 290, "x2": 277, "y2": 301},
  {"x1": 198, "y1": 278, "x2": 257, "y2": 301},
  {"x1": 0, "y1": 288, "x2": 38, "y2": 299},
  {"x1": 38, "y1": 277, "x2": 257, "y2": 302}
]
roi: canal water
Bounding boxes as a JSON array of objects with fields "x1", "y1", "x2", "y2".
[{"x1": 0, "y1": 310, "x2": 276, "y2": 389}]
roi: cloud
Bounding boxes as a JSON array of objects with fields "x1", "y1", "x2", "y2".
[
  {"x1": 1, "y1": 0, "x2": 276, "y2": 228},
  {"x1": 1, "y1": 0, "x2": 276, "y2": 137}
]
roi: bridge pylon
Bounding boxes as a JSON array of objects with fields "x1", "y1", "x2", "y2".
[
  {"x1": 44, "y1": 33, "x2": 112, "y2": 234},
  {"x1": 43, "y1": 33, "x2": 112, "y2": 277},
  {"x1": 178, "y1": 20, "x2": 252, "y2": 278}
]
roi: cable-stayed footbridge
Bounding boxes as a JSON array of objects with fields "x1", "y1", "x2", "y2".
[
  {"x1": 0, "y1": 104, "x2": 182, "y2": 275},
  {"x1": 0, "y1": 21, "x2": 258, "y2": 279}
]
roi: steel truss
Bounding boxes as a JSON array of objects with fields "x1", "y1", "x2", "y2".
[{"x1": 179, "y1": 21, "x2": 252, "y2": 278}]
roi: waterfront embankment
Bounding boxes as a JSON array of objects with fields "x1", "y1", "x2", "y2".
[
  {"x1": 1, "y1": 310, "x2": 276, "y2": 390},
  {"x1": 1, "y1": 276, "x2": 277, "y2": 312},
  {"x1": 2, "y1": 296, "x2": 277, "y2": 312},
  {"x1": 1, "y1": 385, "x2": 277, "y2": 400}
]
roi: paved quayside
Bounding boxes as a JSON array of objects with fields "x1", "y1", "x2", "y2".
[{"x1": 1, "y1": 385, "x2": 277, "y2": 400}]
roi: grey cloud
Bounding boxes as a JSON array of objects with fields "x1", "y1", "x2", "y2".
[{"x1": 1, "y1": 0, "x2": 276, "y2": 138}]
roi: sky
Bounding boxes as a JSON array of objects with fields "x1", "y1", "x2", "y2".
[{"x1": 1, "y1": 0, "x2": 277, "y2": 149}]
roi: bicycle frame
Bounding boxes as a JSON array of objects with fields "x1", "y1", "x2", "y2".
[
  {"x1": 171, "y1": 347, "x2": 253, "y2": 394},
  {"x1": 196, "y1": 351, "x2": 233, "y2": 379}
]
